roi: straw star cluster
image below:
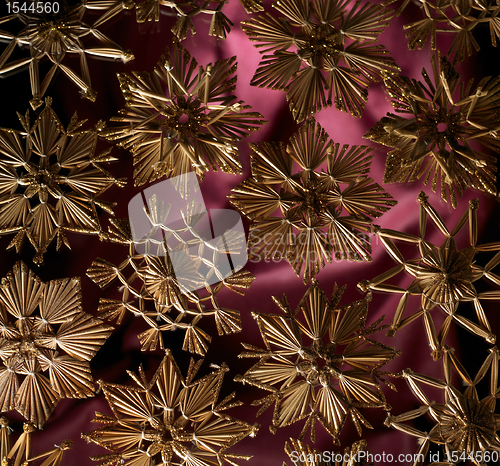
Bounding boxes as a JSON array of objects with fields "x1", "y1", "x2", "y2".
[{"x1": 0, "y1": 0, "x2": 498, "y2": 463}]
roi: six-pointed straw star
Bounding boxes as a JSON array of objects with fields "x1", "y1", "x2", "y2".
[
  {"x1": 235, "y1": 280, "x2": 399, "y2": 444},
  {"x1": 241, "y1": 0, "x2": 400, "y2": 121},
  {"x1": 0, "y1": 0, "x2": 134, "y2": 108},
  {"x1": 0, "y1": 98, "x2": 125, "y2": 264},
  {"x1": 101, "y1": 42, "x2": 266, "y2": 187},
  {"x1": 229, "y1": 118, "x2": 396, "y2": 283},
  {"x1": 134, "y1": 0, "x2": 264, "y2": 33},
  {"x1": 385, "y1": 346, "x2": 500, "y2": 466},
  {"x1": 133, "y1": 0, "x2": 267, "y2": 40},
  {"x1": 87, "y1": 217, "x2": 255, "y2": 356},
  {"x1": 358, "y1": 192, "x2": 500, "y2": 360},
  {"x1": 0, "y1": 417, "x2": 72, "y2": 466},
  {"x1": 82, "y1": 349, "x2": 259, "y2": 466},
  {"x1": 0, "y1": 261, "x2": 113, "y2": 428},
  {"x1": 364, "y1": 53, "x2": 499, "y2": 208}
]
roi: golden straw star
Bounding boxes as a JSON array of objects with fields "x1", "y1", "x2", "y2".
[
  {"x1": 102, "y1": 42, "x2": 266, "y2": 186},
  {"x1": 229, "y1": 119, "x2": 396, "y2": 283},
  {"x1": 364, "y1": 54, "x2": 499, "y2": 207},
  {"x1": 0, "y1": 98, "x2": 126, "y2": 264},
  {"x1": 242, "y1": 0, "x2": 399, "y2": 121},
  {"x1": 0, "y1": 261, "x2": 113, "y2": 428}
]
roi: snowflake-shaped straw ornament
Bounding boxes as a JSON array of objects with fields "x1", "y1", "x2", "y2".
[
  {"x1": 82, "y1": 349, "x2": 259, "y2": 466},
  {"x1": 358, "y1": 192, "x2": 500, "y2": 360},
  {"x1": 101, "y1": 42, "x2": 267, "y2": 187},
  {"x1": 0, "y1": 98, "x2": 126, "y2": 264},
  {"x1": 364, "y1": 53, "x2": 499, "y2": 208},
  {"x1": 229, "y1": 119, "x2": 397, "y2": 283},
  {"x1": 385, "y1": 0, "x2": 500, "y2": 63},
  {"x1": 0, "y1": 417, "x2": 72, "y2": 466},
  {"x1": 0, "y1": 0, "x2": 134, "y2": 108},
  {"x1": 87, "y1": 216, "x2": 254, "y2": 356},
  {"x1": 0, "y1": 261, "x2": 113, "y2": 428},
  {"x1": 241, "y1": 0, "x2": 400, "y2": 121},
  {"x1": 235, "y1": 280, "x2": 399, "y2": 444},
  {"x1": 385, "y1": 346, "x2": 500, "y2": 466}
]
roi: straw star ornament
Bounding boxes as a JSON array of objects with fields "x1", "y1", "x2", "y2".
[
  {"x1": 358, "y1": 192, "x2": 500, "y2": 360},
  {"x1": 364, "y1": 54, "x2": 499, "y2": 208},
  {"x1": 229, "y1": 119, "x2": 396, "y2": 283},
  {"x1": 241, "y1": 0, "x2": 400, "y2": 121},
  {"x1": 87, "y1": 217, "x2": 254, "y2": 356},
  {"x1": 0, "y1": 261, "x2": 113, "y2": 428},
  {"x1": 0, "y1": 99, "x2": 125, "y2": 264},
  {"x1": 0, "y1": 0, "x2": 134, "y2": 108},
  {"x1": 235, "y1": 281, "x2": 399, "y2": 443},
  {"x1": 102, "y1": 42, "x2": 266, "y2": 186},
  {"x1": 385, "y1": 346, "x2": 500, "y2": 466},
  {"x1": 284, "y1": 439, "x2": 373, "y2": 466},
  {"x1": 134, "y1": 0, "x2": 266, "y2": 40},
  {"x1": 82, "y1": 350, "x2": 259, "y2": 466}
]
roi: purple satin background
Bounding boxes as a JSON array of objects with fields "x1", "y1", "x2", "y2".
[{"x1": 0, "y1": 0, "x2": 499, "y2": 464}]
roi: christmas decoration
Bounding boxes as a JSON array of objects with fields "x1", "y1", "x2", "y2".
[
  {"x1": 358, "y1": 192, "x2": 500, "y2": 360},
  {"x1": 101, "y1": 42, "x2": 266, "y2": 187},
  {"x1": 385, "y1": 346, "x2": 500, "y2": 466},
  {"x1": 235, "y1": 280, "x2": 399, "y2": 443},
  {"x1": 241, "y1": 0, "x2": 399, "y2": 121},
  {"x1": 0, "y1": 261, "x2": 113, "y2": 428},
  {"x1": 87, "y1": 217, "x2": 254, "y2": 355},
  {"x1": 135, "y1": 0, "x2": 232, "y2": 40},
  {"x1": 364, "y1": 53, "x2": 499, "y2": 208},
  {"x1": 0, "y1": 0, "x2": 498, "y2": 463},
  {"x1": 0, "y1": 98, "x2": 125, "y2": 265},
  {"x1": 82, "y1": 349, "x2": 259, "y2": 466},
  {"x1": 229, "y1": 119, "x2": 396, "y2": 283},
  {"x1": 0, "y1": 0, "x2": 134, "y2": 108}
]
